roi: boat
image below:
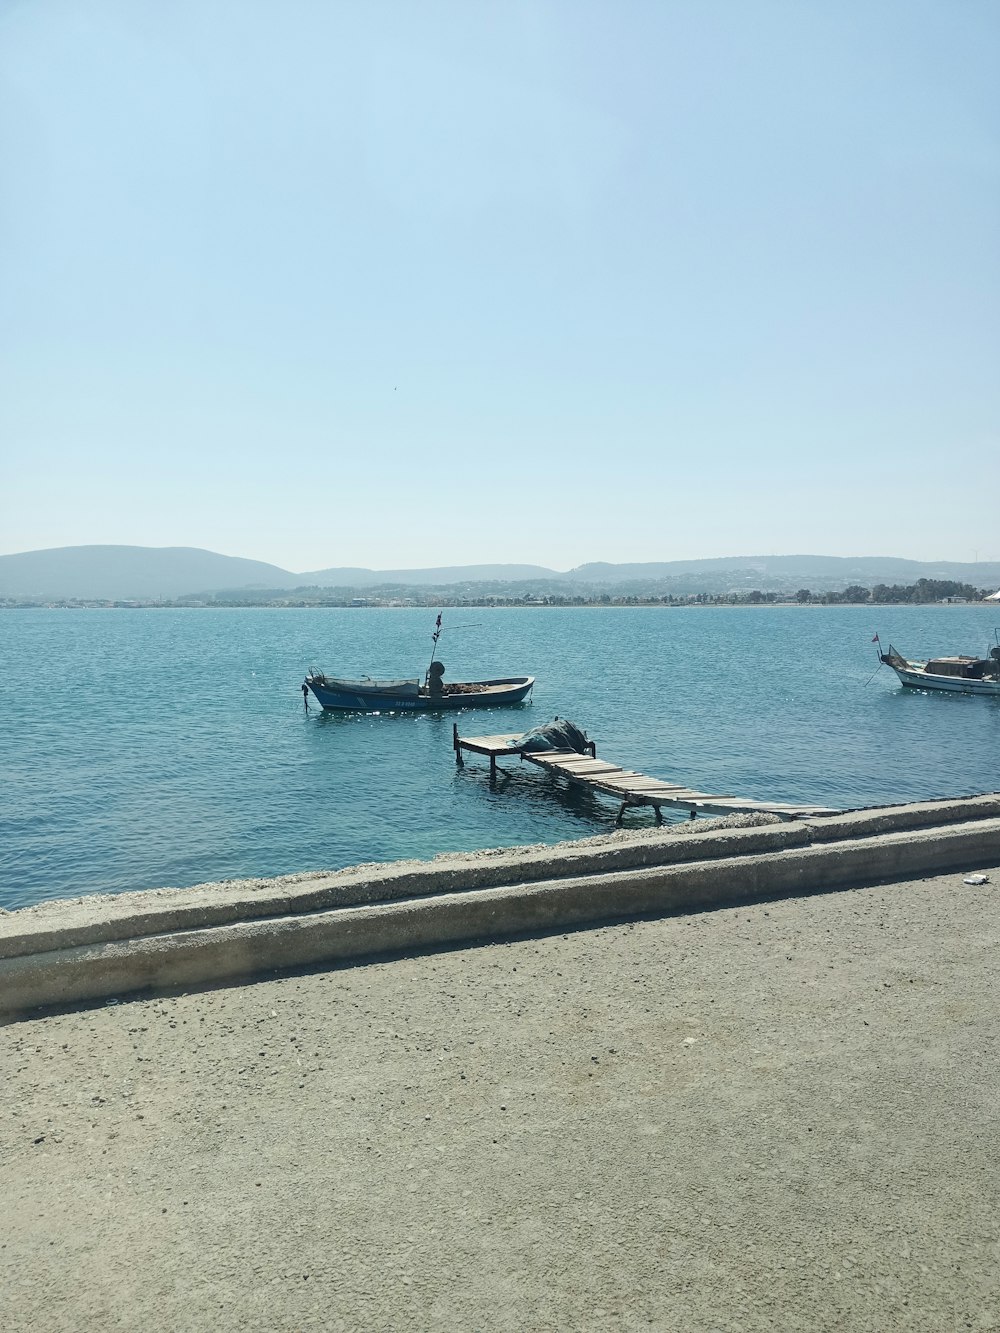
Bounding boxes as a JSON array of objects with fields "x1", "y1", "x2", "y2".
[
  {"x1": 304, "y1": 614, "x2": 535, "y2": 712},
  {"x1": 877, "y1": 633, "x2": 1000, "y2": 696},
  {"x1": 304, "y1": 672, "x2": 535, "y2": 712}
]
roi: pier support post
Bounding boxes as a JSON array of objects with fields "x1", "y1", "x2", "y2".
[{"x1": 453, "y1": 724, "x2": 464, "y2": 768}]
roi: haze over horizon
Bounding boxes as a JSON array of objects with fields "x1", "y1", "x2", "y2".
[
  {"x1": 4, "y1": 540, "x2": 1000, "y2": 578},
  {"x1": 2, "y1": 2, "x2": 997, "y2": 570}
]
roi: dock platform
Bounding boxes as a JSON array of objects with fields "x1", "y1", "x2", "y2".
[{"x1": 453, "y1": 726, "x2": 838, "y2": 823}]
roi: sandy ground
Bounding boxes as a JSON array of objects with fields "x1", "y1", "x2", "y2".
[{"x1": 3, "y1": 867, "x2": 998, "y2": 1333}]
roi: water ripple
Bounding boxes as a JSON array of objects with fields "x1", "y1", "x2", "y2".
[{"x1": 2, "y1": 605, "x2": 998, "y2": 907}]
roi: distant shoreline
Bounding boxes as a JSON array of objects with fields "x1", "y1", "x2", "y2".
[{"x1": 1, "y1": 599, "x2": 993, "y2": 612}]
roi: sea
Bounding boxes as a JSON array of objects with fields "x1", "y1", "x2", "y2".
[{"x1": 2, "y1": 604, "x2": 998, "y2": 911}]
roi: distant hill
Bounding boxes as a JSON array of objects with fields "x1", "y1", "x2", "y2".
[
  {"x1": 300, "y1": 563, "x2": 558, "y2": 587},
  {"x1": 1, "y1": 545, "x2": 998, "y2": 601},
  {"x1": 0, "y1": 546, "x2": 300, "y2": 600},
  {"x1": 567, "y1": 555, "x2": 1000, "y2": 586}
]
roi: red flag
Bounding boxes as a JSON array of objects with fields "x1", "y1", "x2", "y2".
[{"x1": 872, "y1": 634, "x2": 880, "y2": 643}]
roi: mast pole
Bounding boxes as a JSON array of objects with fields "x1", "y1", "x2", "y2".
[{"x1": 425, "y1": 612, "x2": 442, "y2": 687}]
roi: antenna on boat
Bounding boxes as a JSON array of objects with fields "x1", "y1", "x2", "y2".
[
  {"x1": 425, "y1": 612, "x2": 443, "y2": 687},
  {"x1": 424, "y1": 613, "x2": 485, "y2": 687}
]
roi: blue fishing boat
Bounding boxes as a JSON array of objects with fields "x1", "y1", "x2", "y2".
[
  {"x1": 304, "y1": 672, "x2": 535, "y2": 712},
  {"x1": 304, "y1": 614, "x2": 535, "y2": 712}
]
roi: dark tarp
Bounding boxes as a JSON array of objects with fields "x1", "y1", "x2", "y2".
[{"x1": 513, "y1": 718, "x2": 591, "y2": 754}]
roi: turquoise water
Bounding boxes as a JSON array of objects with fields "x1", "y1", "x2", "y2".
[{"x1": 2, "y1": 605, "x2": 998, "y2": 910}]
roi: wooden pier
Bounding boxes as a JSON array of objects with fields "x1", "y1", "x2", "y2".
[{"x1": 453, "y1": 726, "x2": 837, "y2": 824}]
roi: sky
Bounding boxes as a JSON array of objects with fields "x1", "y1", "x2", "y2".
[{"x1": 1, "y1": 0, "x2": 997, "y2": 573}]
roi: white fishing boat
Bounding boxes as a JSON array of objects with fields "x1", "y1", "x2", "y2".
[{"x1": 877, "y1": 633, "x2": 1000, "y2": 696}]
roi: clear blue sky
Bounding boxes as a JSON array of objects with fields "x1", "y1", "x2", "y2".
[{"x1": 1, "y1": 0, "x2": 997, "y2": 572}]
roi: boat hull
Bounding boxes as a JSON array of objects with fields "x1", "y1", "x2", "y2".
[
  {"x1": 888, "y1": 663, "x2": 1000, "y2": 696},
  {"x1": 306, "y1": 675, "x2": 535, "y2": 712}
]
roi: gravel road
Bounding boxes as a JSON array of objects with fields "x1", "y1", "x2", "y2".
[{"x1": 3, "y1": 867, "x2": 998, "y2": 1332}]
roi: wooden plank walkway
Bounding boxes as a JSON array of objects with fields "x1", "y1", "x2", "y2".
[{"x1": 453, "y1": 726, "x2": 837, "y2": 823}]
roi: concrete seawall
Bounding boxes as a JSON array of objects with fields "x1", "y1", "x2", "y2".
[{"x1": 2, "y1": 795, "x2": 998, "y2": 1019}]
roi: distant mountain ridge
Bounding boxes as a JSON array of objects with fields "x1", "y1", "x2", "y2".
[
  {"x1": 1, "y1": 545, "x2": 998, "y2": 601},
  {"x1": 567, "y1": 555, "x2": 1000, "y2": 583},
  {"x1": 301, "y1": 563, "x2": 556, "y2": 587},
  {"x1": 0, "y1": 546, "x2": 299, "y2": 601}
]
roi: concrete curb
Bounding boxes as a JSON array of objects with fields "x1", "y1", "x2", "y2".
[
  {"x1": 4, "y1": 794, "x2": 999, "y2": 961},
  {"x1": 2, "y1": 799, "x2": 998, "y2": 1019}
]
